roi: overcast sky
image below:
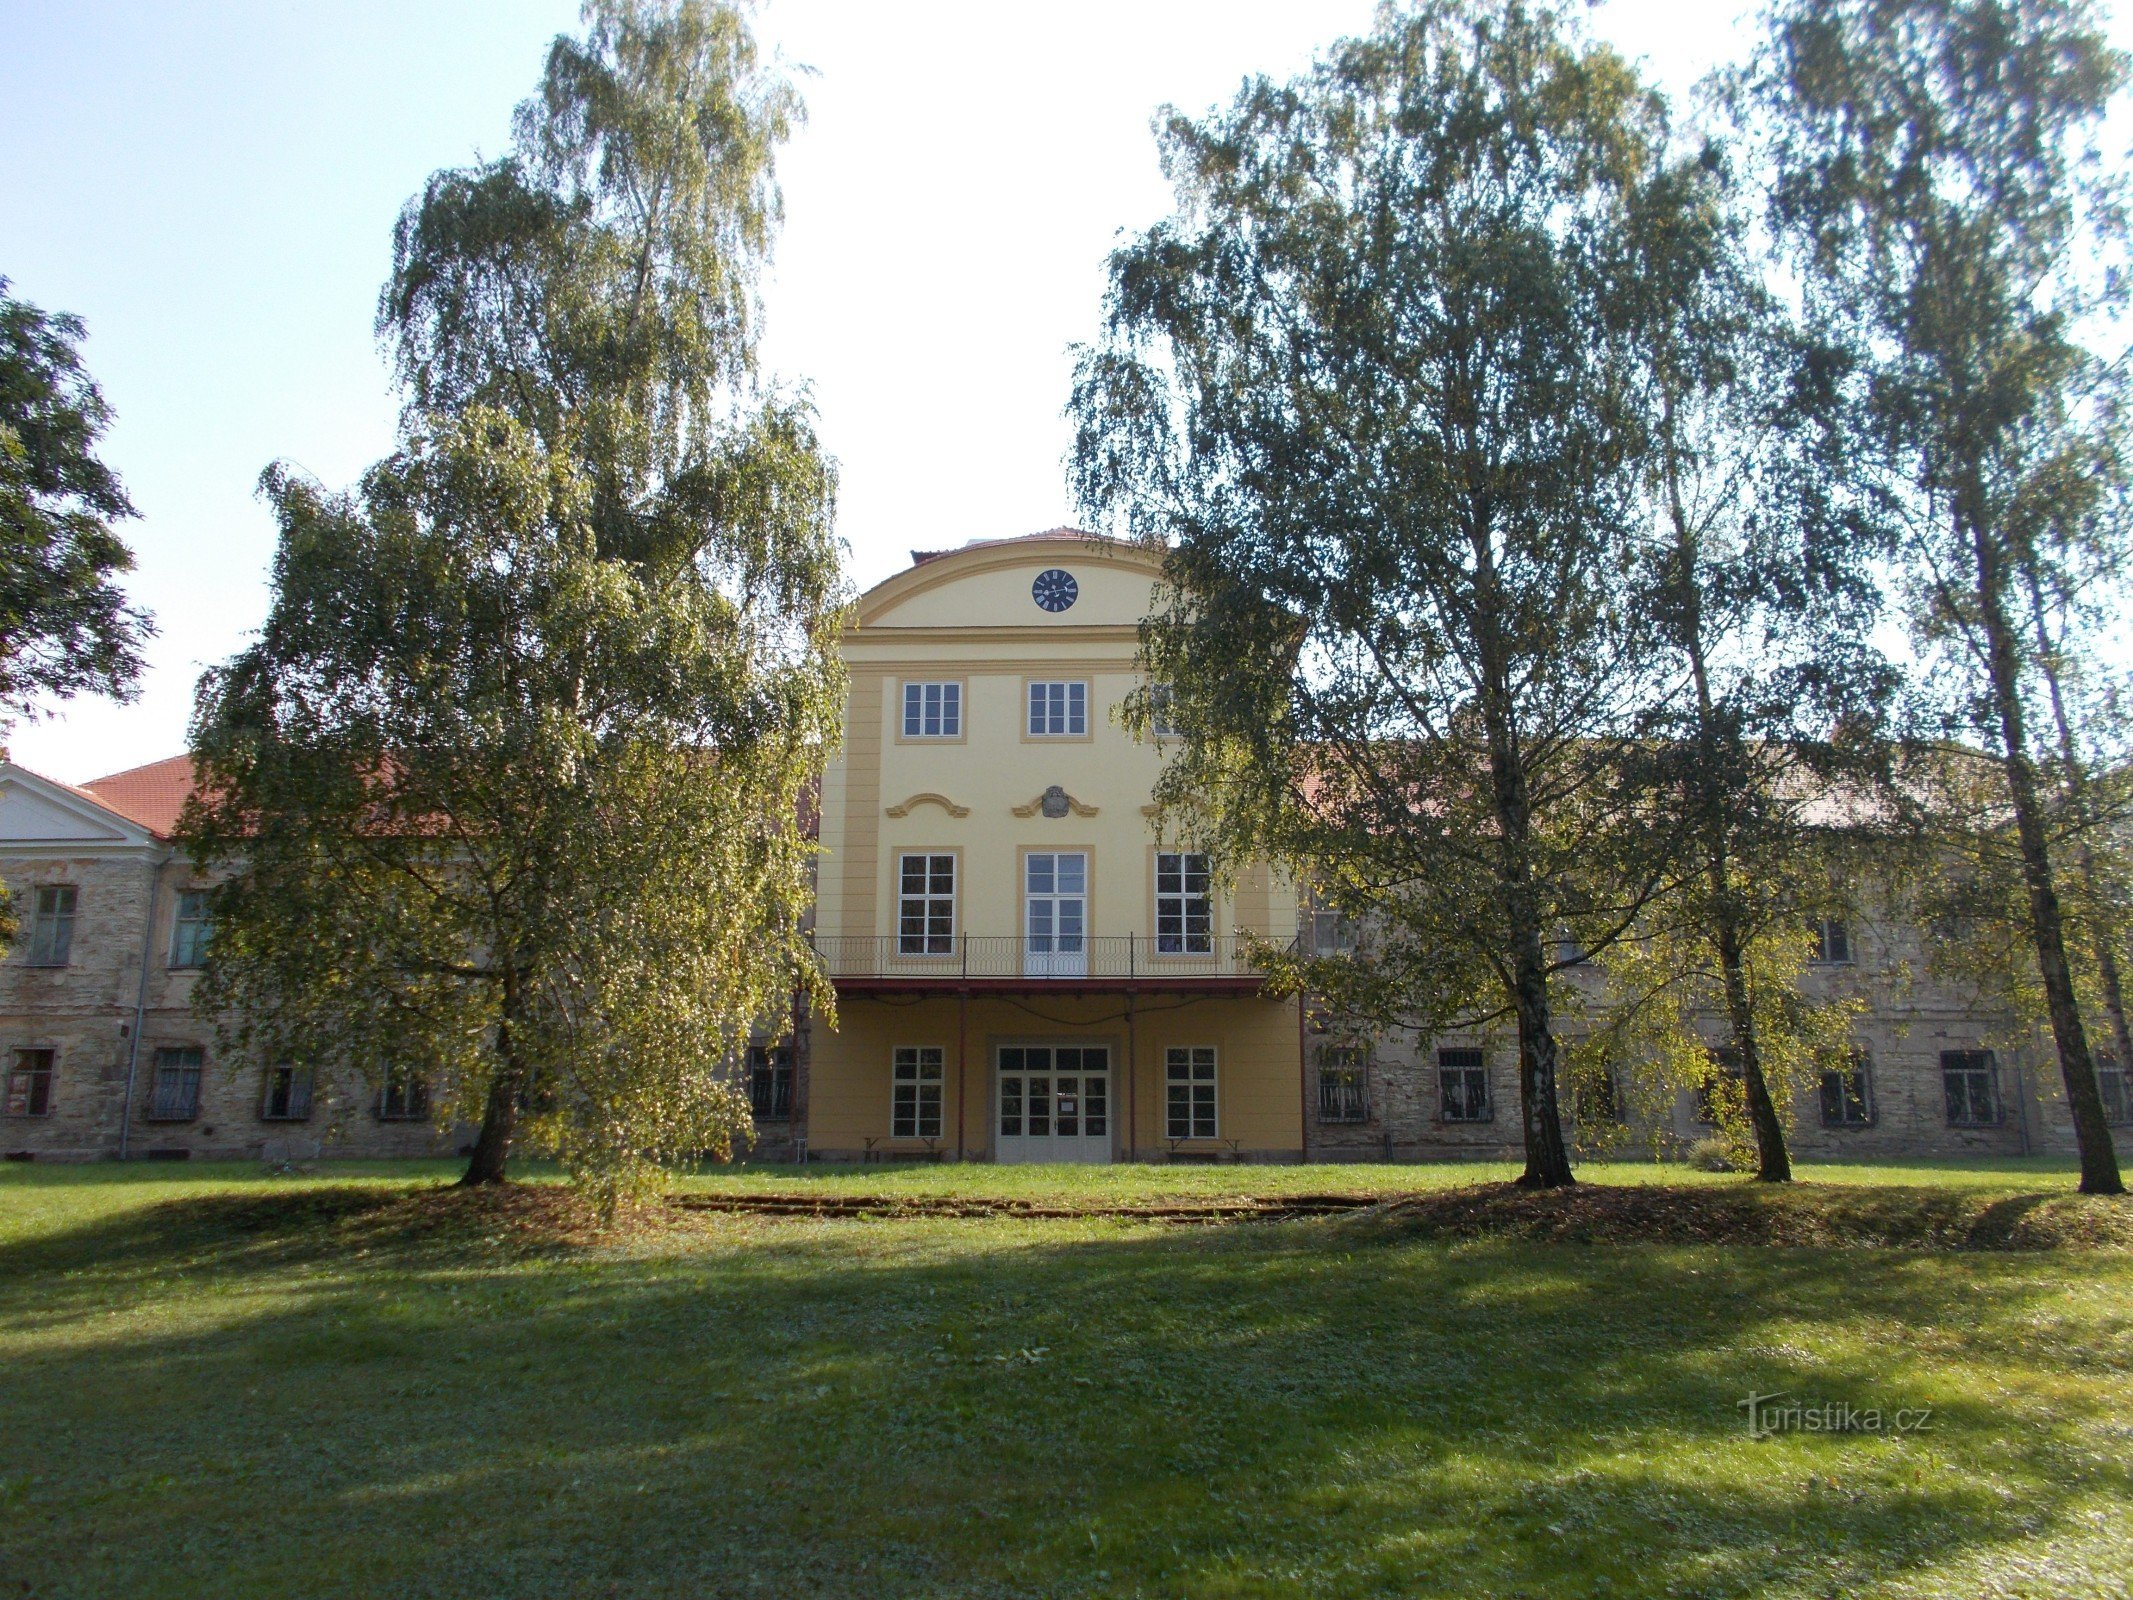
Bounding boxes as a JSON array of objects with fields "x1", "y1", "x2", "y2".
[{"x1": 6, "y1": 0, "x2": 2112, "y2": 783}]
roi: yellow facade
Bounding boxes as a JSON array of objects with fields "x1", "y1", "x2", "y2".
[{"x1": 807, "y1": 533, "x2": 1304, "y2": 1162}]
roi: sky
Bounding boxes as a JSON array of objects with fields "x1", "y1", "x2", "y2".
[{"x1": 1, "y1": 0, "x2": 2104, "y2": 784}]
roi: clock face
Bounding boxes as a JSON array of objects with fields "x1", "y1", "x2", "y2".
[{"x1": 1032, "y1": 568, "x2": 1079, "y2": 613}]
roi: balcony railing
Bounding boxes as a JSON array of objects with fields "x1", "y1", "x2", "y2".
[{"x1": 810, "y1": 933, "x2": 1288, "y2": 982}]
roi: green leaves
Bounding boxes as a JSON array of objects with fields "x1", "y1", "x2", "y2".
[
  {"x1": 187, "y1": 2, "x2": 843, "y2": 1196},
  {"x1": 0, "y1": 277, "x2": 149, "y2": 720}
]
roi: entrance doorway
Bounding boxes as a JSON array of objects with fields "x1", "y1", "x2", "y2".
[
  {"x1": 996, "y1": 1044, "x2": 1112, "y2": 1162},
  {"x1": 1024, "y1": 852, "x2": 1087, "y2": 976}
]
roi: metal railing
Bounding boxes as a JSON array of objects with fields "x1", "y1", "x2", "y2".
[{"x1": 810, "y1": 932, "x2": 1287, "y2": 981}]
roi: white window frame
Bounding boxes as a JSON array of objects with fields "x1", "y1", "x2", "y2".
[
  {"x1": 1155, "y1": 852, "x2": 1213, "y2": 955},
  {"x1": 1308, "y1": 907, "x2": 1359, "y2": 956},
  {"x1": 377, "y1": 1066, "x2": 431, "y2": 1122},
  {"x1": 892, "y1": 1046, "x2": 944, "y2": 1139},
  {"x1": 896, "y1": 852, "x2": 957, "y2": 956},
  {"x1": 1026, "y1": 680, "x2": 1088, "y2": 737},
  {"x1": 1148, "y1": 683, "x2": 1178, "y2": 738},
  {"x1": 901, "y1": 681, "x2": 962, "y2": 739},
  {"x1": 1165, "y1": 1045, "x2": 1218, "y2": 1140}
]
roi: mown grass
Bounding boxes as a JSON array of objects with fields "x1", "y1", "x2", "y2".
[{"x1": 1, "y1": 1160, "x2": 2127, "y2": 1599}]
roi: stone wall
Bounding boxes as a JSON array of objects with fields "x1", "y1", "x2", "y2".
[
  {"x1": 1302, "y1": 910, "x2": 2126, "y2": 1165},
  {"x1": 1, "y1": 852, "x2": 462, "y2": 1163}
]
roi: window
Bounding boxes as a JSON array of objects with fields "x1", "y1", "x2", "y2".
[
  {"x1": 260, "y1": 1065, "x2": 313, "y2": 1122},
  {"x1": 1810, "y1": 918, "x2": 1852, "y2": 965},
  {"x1": 892, "y1": 1046, "x2": 943, "y2": 1139},
  {"x1": 24, "y1": 886, "x2": 76, "y2": 967},
  {"x1": 1155, "y1": 852, "x2": 1213, "y2": 954},
  {"x1": 897, "y1": 853, "x2": 956, "y2": 956},
  {"x1": 1026, "y1": 680, "x2": 1088, "y2": 737},
  {"x1": 1308, "y1": 907, "x2": 1359, "y2": 956},
  {"x1": 2100, "y1": 1060, "x2": 2130, "y2": 1126},
  {"x1": 1148, "y1": 684, "x2": 1178, "y2": 738},
  {"x1": 5, "y1": 1049, "x2": 54, "y2": 1118},
  {"x1": 1820, "y1": 1051, "x2": 1873, "y2": 1127},
  {"x1": 1438, "y1": 1048, "x2": 1492, "y2": 1122},
  {"x1": 749, "y1": 1043, "x2": 794, "y2": 1120},
  {"x1": 377, "y1": 1067, "x2": 430, "y2": 1122},
  {"x1": 1166, "y1": 1046, "x2": 1218, "y2": 1139},
  {"x1": 1696, "y1": 1047, "x2": 1744, "y2": 1124},
  {"x1": 901, "y1": 681, "x2": 961, "y2": 738},
  {"x1": 1317, "y1": 1046, "x2": 1369, "y2": 1123},
  {"x1": 1555, "y1": 929, "x2": 1589, "y2": 966},
  {"x1": 169, "y1": 889, "x2": 212, "y2": 969},
  {"x1": 148, "y1": 1047, "x2": 204, "y2": 1121},
  {"x1": 1572, "y1": 1068, "x2": 1622, "y2": 1123},
  {"x1": 1942, "y1": 1050, "x2": 1999, "y2": 1127}
]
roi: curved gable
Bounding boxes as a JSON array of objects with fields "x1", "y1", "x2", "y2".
[{"x1": 857, "y1": 535, "x2": 1166, "y2": 630}]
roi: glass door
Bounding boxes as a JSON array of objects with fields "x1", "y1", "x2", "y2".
[
  {"x1": 1024, "y1": 852, "x2": 1088, "y2": 976},
  {"x1": 996, "y1": 1045, "x2": 1111, "y2": 1162}
]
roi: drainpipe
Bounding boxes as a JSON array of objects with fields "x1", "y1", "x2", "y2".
[
  {"x1": 1298, "y1": 992, "x2": 1310, "y2": 1167},
  {"x1": 115, "y1": 847, "x2": 172, "y2": 1160}
]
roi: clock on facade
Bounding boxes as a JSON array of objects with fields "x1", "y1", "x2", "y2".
[{"x1": 1032, "y1": 568, "x2": 1079, "y2": 612}]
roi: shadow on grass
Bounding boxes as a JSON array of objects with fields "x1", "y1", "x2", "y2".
[{"x1": 0, "y1": 1184, "x2": 2127, "y2": 1599}]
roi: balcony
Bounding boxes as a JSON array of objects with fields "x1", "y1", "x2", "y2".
[{"x1": 810, "y1": 933, "x2": 1289, "y2": 996}]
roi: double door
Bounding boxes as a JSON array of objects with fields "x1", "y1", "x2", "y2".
[{"x1": 996, "y1": 1044, "x2": 1111, "y2": 1163}]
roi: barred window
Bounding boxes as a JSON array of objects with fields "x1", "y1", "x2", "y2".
[
  {"x1": 1941, "y1": 1050, "x2": 1999, "y2": 1127},
  {"x1": 897, "y1": 853, "x2": 956, "y2": 956},
  {"x1": 149, "y1": 1047, "x2": 204, "y2": 1121},
  {"x1": 1316, "y1": 1046, "x2": 1369, "y2": 1124},
  {"x1": 1438, "y1": 1048, "x2": 1492, "y2": 1122},
  {"x1": 749, "y1": 1043, "x2": 794, "y2": 1120},
  {"x1": 1166, "y1": 1046, "x2": 1217, "y2": 1139},
  {"x1": 24, "y1": 886, "x2": 76, "y2": 968},
  {"x1": 260, "y1": 1065, "x2": 313, "y2": 1122},
  {"x1": 5, "y1": 1049, "x2": 54, "y2": 1118},
  {"x1": 1026, "y1": 681, "x2": 1087, "y2": 736},
  {"x1": 1809, "y1": 918, "x2": 1852, "y2": 965},
  {"x1": 1155, "y1": 852, "x2": 1212, "y2": 954},
  {"x1": 901, "y1": 681, "x2": 961, "y2": 738},
  {"x1": 892, "y1": 1046, "x2": 943, "y2": 1139},
  {"x1": 169, "y1": 890, "x2": 212, "y2": 969},
  {"x1": 1819, "y1": 1051, "x2": 1873, "y2": 1127},
  {"x1": 377, "y1": 1067, "x2": 430, "y2": 1122}
]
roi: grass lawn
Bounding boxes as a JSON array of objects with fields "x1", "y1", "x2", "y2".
[{"x1": 2, "y1": 1160, "x2": 2128, "y2": 1598}]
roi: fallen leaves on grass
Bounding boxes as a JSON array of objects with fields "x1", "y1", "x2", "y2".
[{"x1": 1359, "y1": 1181, "x2": 2133, "y2": 1250}]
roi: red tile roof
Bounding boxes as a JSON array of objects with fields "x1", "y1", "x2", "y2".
[
  {"x1": 78, "y1": 756, "x2": 198, "y2": 838},
  {"x1": 63, "y1": 754, "x2": 820, "y2": 843}
]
